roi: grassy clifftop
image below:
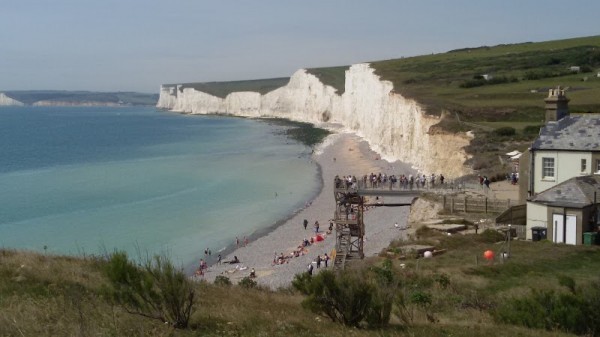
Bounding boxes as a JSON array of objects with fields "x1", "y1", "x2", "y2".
[
  {"x1": 3, "y1": 225, "x2": 599, "y2": 336},
  {"x1": 371, "y1": 35, "x2": 600, "y2": 121},
  {"x1": 166, "y1": 78, "x2": 291, "y2": 99}
]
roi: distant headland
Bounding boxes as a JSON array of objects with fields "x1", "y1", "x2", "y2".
[{"x1": 0, "y1": 90, "x2": 158, "y2": 107}]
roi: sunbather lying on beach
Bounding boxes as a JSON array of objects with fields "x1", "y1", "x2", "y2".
[{"x1": 226, "y1": 256, "x2": 240, "y2": 264}]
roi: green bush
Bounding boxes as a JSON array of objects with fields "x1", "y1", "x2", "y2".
[
  {"x1": 493, "y1": 126, "x2": 516, "y2": 137},
  {"x1": 479, "y1": 229, "x2": 505, "y2": 243},
  {"x1": 238, "y1": 276, "x2": 257, "y2": 289},
  {"x1": 102, "y1": 251, "x2": 195, "y2": 328},
  {"x1": 494, "y1": 280, "x2": 600, "y2": 335},
  {"x1": 365, "y1": 260, "x2": 397, "y2": 328},
  {"x1": 300, "y1": 269, "x2": 373, "y2": 327},
  {"x1": 291, "y1": 271, "x2": 313, "y2": 295},
  {"x1": 214, "y1": 275, "x2": 232, "y2": 287}
]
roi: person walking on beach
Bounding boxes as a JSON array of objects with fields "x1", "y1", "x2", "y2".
[
  {"x1": 236, "y1": 236, "x2": 240, "y2": 247},
  {"x1": 316, "y1": 255, "x2": 321, "y2": 268},
  {"x1": 307, "y1": 263, "x2": 313, "y2": 276},
  {"x1": 314, "y1": 221, "x2": 320, "y2": 234},
  {"x1": 217, "y1": 254, "x2": 222, "y2": 265},
  {"x1": 303, "y1": 219, "x2": 308, "y2": 230},
  {"x1": 324, "y1": 253, "x2": 329, "y2": 267}
]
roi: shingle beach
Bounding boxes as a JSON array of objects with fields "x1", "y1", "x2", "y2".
[{"x1": 201, "y1": 132, "x2": 416, "y2": 289}]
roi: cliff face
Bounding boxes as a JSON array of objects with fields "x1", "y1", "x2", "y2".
[
  {"x1": 0, "y1": 93, "x2": 24, "y2": 106},
  {"x1": 158, "y1": 64, "x2": 472, "y2": 178}
]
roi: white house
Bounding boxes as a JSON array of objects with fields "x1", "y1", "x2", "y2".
[{"x1": 524, "y1": 88, "x2": 600, "y2": 243}]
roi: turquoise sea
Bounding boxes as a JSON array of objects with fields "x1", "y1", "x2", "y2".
[{"x1": 0, "y1": 106, "x2": 320, "y2": 271}]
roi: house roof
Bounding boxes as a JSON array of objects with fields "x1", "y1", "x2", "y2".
[
  {"x1": 530, "y1": 175, "x2": 600, "y2": 208},
  {"x1": 531, "y1": 114, "x2": 600, "y2": 151}
]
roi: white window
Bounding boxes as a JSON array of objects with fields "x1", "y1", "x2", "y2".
[
  {"x1": 581, "y1": 159, "x2": 587, "y2": 172},
  {"x1": 542, "y1": 157, "x2": 555, "y2": 178}
]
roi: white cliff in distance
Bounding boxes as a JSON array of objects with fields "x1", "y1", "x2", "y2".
[
  {"x1": 157, "y1": 64, "x2": 472, "y2": 178},
  {"x1": 0, "y1": 93, "x2": 24, "y2": 106}
]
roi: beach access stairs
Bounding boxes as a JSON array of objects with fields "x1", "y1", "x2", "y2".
[{"x1": 332, "y1": 181, "x2": 420, "y2": 269}]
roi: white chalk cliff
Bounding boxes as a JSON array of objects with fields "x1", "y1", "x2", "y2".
[
  {"x1": 157, "y1": 64, "x2": 472, "y2": 177},
  {"x1": 0, "y1": 93, "x2": 24, "y2": 106}
]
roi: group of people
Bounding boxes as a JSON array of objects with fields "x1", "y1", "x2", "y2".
[
  {"x1": 307, "y1": 253, "x2": 330, "y2": 275},
  {"x1": 303, "y1": 218, "x2": 334, "y2": 234},
  {"x1": 235, "y1": 236, "x2": 249, "y2": 247},
  {"x1": 334, "y1": 172, "x2": 447, "y2": 191}
]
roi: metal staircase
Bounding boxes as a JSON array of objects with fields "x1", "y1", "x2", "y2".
[{"x1": 333, "y1": 183, "x2": 365, "y2": 269}]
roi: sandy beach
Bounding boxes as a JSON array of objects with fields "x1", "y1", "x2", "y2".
[{"x1": 200, "y1": 132, "x2": 417, "y2": 289}]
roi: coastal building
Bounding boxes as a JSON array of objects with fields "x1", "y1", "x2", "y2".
[
  {"x1": 526, "y1": 175, "x2": 600, "y2": 244},
  {"x1": 521, "y1": 87, "x2": 600, "y2": 243}
]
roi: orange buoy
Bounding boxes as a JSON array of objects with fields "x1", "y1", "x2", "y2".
[{"x1": 483, "y1": 250, "x2": 495, "y2": 260}]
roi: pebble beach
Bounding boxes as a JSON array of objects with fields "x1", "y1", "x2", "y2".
[{"x1": 201, "y1": 132, "x2": 417, "y2": 289}]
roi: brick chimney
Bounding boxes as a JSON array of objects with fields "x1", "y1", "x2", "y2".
[{"x1": 544, "y1": 86, "x2": 569, "y2": 123}]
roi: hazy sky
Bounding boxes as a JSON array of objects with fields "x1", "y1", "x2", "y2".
[{"x1": 1, "y1": 0, "x2": 599, "y2": 93}]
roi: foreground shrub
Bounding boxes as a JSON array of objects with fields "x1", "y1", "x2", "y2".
[
  {"x1": 214, "y1": 275, "x2": 232, "y2": 287},
  {"x1": 291, "y1": 271, "x2": 313, "y2": 295},
  {"x1": 494, "y1": 279, "x2": 600, "y2": 335},
  {"x1": 238, "y1": 276, "x2": 257, "y2": 289},
  {"x1": 299, "y1": 269, "x2": 373, "y2": 327},
  {"x1": 102, "y1": 251, "x2": 195, "y2": 328},
  {"x1": 365, "y1": 259, "x2": 397, "y2": 328}
]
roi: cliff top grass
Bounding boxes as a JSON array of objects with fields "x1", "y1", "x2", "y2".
[
  {"x1": 166, "y1": 77, "x2": 291, "y2": 99},
  {"x1": 305, "y1": 66, "x2": 350, "y2": 94},
  {"x1": 371, "y1": 35, "x2": 600, "y2": 121},
  {"x1": 2, "y1": 227, "x2": 599, "y2": 336}
]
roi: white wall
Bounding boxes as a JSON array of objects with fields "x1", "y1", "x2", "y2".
[
  {"x1": 526, "y1": 202, "x2": 548, "y2": 240},
  {"x1": 533, "y1": 150, "x2": 598, "y2": 194}
]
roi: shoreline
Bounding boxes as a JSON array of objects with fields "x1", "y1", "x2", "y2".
[{"x1": 200, "y1": 132, "x2": 417, "y2": 289}]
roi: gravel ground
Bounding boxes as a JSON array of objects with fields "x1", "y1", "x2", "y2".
[{"x1": 200, "y1": 132, "x2": 416, "y2": 289}]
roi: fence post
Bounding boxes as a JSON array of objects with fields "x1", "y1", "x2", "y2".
[
  {"x1": 464, "y1": 196, "x2": 468, "y2": 213},
  {"x1": 485, "y1": 198, "x2": 488, "y2": 214},
  {"x1": 443, "y1": 195, "x2": 447, "y2": 210},
  {"x1": 451, "y1": 197, "x2": 454, "y2": 213}
]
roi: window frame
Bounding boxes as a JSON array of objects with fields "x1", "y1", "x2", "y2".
[
  {"x1": 542, "y1": 157, "x2": 555, "y2": 179},
  {"x1": 581, "y1": 159, "x2": 587, "y2": 173}
]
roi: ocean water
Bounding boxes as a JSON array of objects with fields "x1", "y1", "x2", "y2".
[{"x1": 0, "y1": 106, "x2": 320, "y2": 270}]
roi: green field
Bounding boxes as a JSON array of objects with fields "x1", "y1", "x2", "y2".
[{"x1": 371, "y1": 35, "x2": 600, "y2": 120}]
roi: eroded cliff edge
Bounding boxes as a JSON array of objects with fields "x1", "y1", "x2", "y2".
[{"x1": 157, "y1": 63, "x2": 472, "y2": 178}]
